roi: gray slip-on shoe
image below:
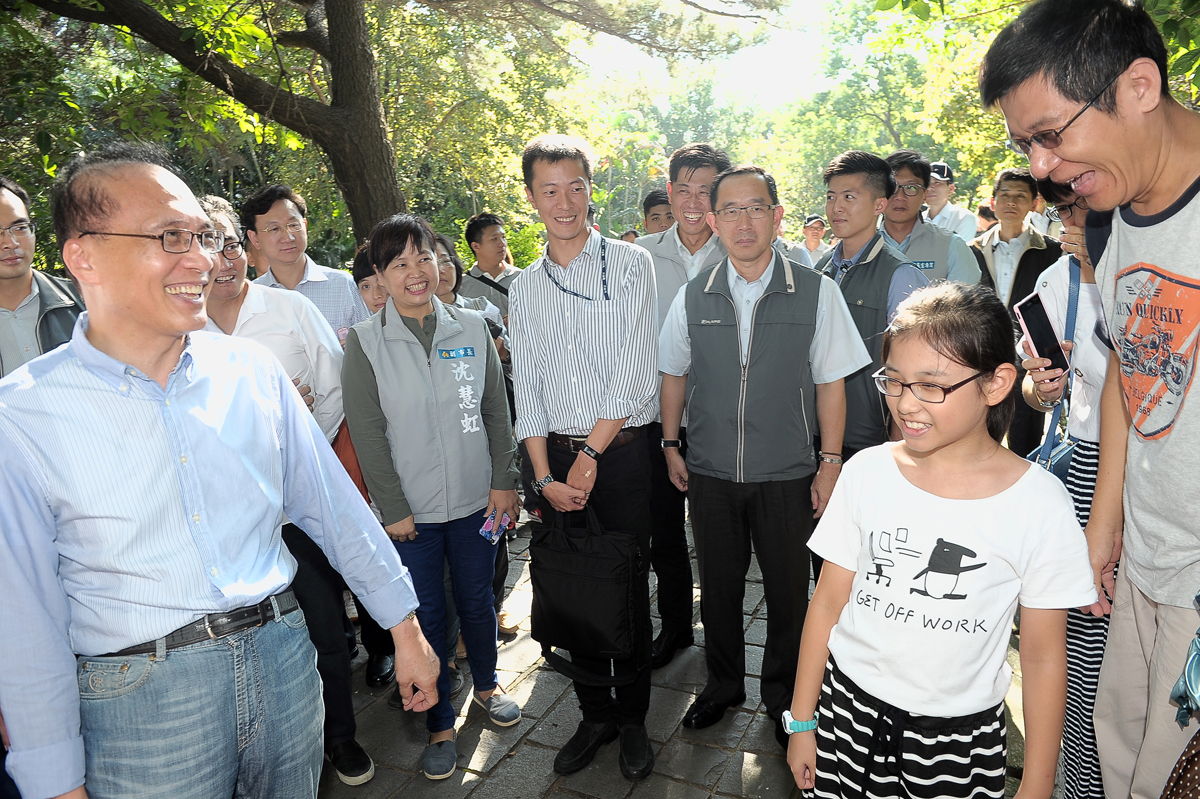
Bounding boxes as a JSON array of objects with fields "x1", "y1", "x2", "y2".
[
  {"x1": 422, "y1": 737, "x2": 457, "y2": 780},
  {"x1": 473, "y1": 690, "x2": 522, "y2": 726}
]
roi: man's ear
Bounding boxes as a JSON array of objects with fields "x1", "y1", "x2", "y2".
[
  {"x1": 246, "y1": 229, "x2": 260, "y2": 249},
  {"x1": 61, "y1": 238, "x2": 100, "y2": 288},
  {"x1": 706, "y1": 212, "x2": 718, "y2": 237},
  {"x1": 873, "y1": 194, "x2": 889, "y2": 218},
  {"x1": 524, "y1": 185, "x2": 537, "y2": 210},
  {"x1": 470, "y1": 240, "x2": 482, "y2": 256},
  {"x1": 1125, "y1": 57, "x2": 1164, "y2": 115}
]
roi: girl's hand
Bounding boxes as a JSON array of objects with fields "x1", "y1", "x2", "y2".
[
  {"x1": 1021, "y1": 340, "x2": 1073, "y2": 404},
  {"x1": 787, "y1": 730, "x2": 818, "y2": 790}
]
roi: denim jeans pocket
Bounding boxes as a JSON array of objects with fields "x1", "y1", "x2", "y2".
[
  {"x1": 77, "y1": 655, "x2": 155, "y2": 700},
  {"x1": 279, "y1": 607, "x2": 307, "y2": 630}
]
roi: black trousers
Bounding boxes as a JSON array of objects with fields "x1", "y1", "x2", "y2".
[
  {"x1": 541, "y1": 432, "x2": 653, "y2": 726},
  {"x1": 1006, "y1": 371, "x2": 1046, "y2": 456},
  {"x1": 493, "y1": 534, "x2": 509, "y2": 615},
  {"x1": 646, "y1": 422, "x2": 693, "y2": 636},
  {"x1": 281, "y1": 523, "x2": 357, "y2": 747},
  {"x1": 354, "y1": 594, "x2": 393, "y2": 657},
  {"x1": 688, "y1": 472, "x2": 815, "y2": 719}
]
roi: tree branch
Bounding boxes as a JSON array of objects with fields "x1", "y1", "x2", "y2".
[
  {"x1": 276, "y1": 27, "x2": 331, "y2": 57},
  {"x1": 29, "y1": 0, "x2": 118, "y2": 25},
  {"x1": 674, "y1": 0, "x2": 763, "y2": 20}
]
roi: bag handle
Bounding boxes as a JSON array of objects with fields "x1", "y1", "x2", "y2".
[
  {"x1": 1037, "y1": 256, "x2": 1081, "y2": 465},
  {"x1": 551, "y1": 506, "x2": 605, "y2": 536}
]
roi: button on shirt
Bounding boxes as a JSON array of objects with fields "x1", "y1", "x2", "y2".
[
  {"x1": 827, "y1": 239, "x2": 930, "y2": 322},
  {"x1": 254, "y1": 255, "x2": 370, "y2": 340},
  {"x1": 0, "y1": 276, "x2": 39, "y2": 377},
  {"x1": 0, "y1": 314, "x2": 417, "y2": 796},
  {"x1": 992, "y1": 229, "x2": 1031, "y2": 306}
]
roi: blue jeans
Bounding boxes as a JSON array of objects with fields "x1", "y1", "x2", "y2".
[
  {"x1": 77, "y1": 606, "x2": 323, "y2": 799},
  {"x1": 395, "y1": 508, "x2": 499, "y2": 733}
]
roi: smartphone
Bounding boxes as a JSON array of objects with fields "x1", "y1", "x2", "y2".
[
  {"x1": 1014, "y1": 292, "x2": 1070, "y2": 373},
  {"x1": 479, "y1": 509, "x2": 513, "y2": 545}
]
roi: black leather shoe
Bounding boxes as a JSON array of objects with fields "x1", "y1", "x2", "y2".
[
  {"x1": 553, "y1": 720, "x2": 619, "y2": 775},
  {"x1": 682, "y1": 693, "x2": 745, "y2": 729},
  {"x1": 650, "y1": 629, "x2": 694, "y2": 669},
  {"x1": 365, "y1": 653, "x2": 395, "y2": 687},
  {"x1": 326, "y1": 739, "x2": 375, "y2": 785},
  {"x1": 618, "y1": 724, "x2": 654, "y2": 781}
]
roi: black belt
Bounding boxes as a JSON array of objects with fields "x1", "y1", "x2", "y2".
[
  {"x1": 102, "y1": 589, "x2": 299, "y2": 657},
  {"x1": 548, "y1": 425, "x2": 645, "y2": 454}
]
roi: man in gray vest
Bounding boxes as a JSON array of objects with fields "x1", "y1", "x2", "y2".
[
  {"x1": 635, "y1": 143, "x2": 731, "y2": 670},
  {"x1": 459, "y1": 212, "x2": 519, "y2": 319},
  {"x1": 816, "y1": 151, "x2": 928, "y2": 461},
  {"x1": 659, "y1": 165, "x2": 869, "y2": 747},
  {"x1": 880, "y1": 149, "x2": 979, "y2": 284}
]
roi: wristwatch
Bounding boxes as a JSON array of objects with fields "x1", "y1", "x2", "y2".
[
  {"x1": 781, "y1": 709, "x2": 818, "y2": 734},
  {"x1": 1033, "y1": 385, "x2": 1060, "y2": 410},
  {"x1": 532, "y1": 474, "x2": 555, "y2": 495},
  {"x1": 661, "y1": 439, "x2": 682, "y2": 450}
]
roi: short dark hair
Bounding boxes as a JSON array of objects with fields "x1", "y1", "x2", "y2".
[
  {"x1": 992, "y1": 168, "x2": 1038, "y2": 198},
  {"x1": 710, "y1": 165, "x2": 779, "y2": 210},
  {"x1": 621, "y1": 229, "x2": 639, "y2": 239},
  {"x1": 0, "y1": 176, "x2": 31, "y2": 213},
  {"x1": 521, "y1": 134, "x2": 593, "y2": 189},
  {"x1": 240, "y1": 184, "x2": 308, "y2": 232},
  {"x1": 464, "y1": 212, "x2": 504, "y2": 248},
  {"x1": 668, "y1": 143, "x2": 733, "y2": 185},
  {"x1": 51, "y1": 142, "x2": 181, "y2": 247},
  {"x1": 883, "y1": 282, "x2": 1016, "y2": 443},
  {"x1": 434, "y1": 232, "x2": 464, "y2": 295},
  {"x1": 885, "y1": 149, "x2": 932, "y2": 190},
  {"x1": 642, "y1": 188, "x2": 670, "y2": 217},
  {"x1": 1036, "y1": 177, "x2": 1074, "y2": 206},
  {"x1": 823, "y1": 150, "x2": 896, "y2": 200},
  {"x1": 977, "y1": 204, "x2": 997, "y2": 222},
  {"x1": 198, "y1": 195, "x2": 242, "y2": 240},
  {"x1": 351, "y1": 243, "x2": 374, "y2": 285},
  {"x1": 367, "y1": 213, "x2": 437, "y2": 273},
  {"x1": 979, "y1": 0, "x2": 1168, "y2": 113}
]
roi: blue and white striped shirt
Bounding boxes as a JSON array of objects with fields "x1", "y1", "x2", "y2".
[
  {"x1": 0, "y1": 314, "x2": 417, "y2": 798},
  {"x1": 254, "y1": 255, "x2": 370, "y2": 340}
]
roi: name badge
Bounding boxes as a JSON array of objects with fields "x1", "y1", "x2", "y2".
[
  {"x1": 438, "y1": 347, "x2": 476, "y2": 359},
  {"x1": 912, "y1": 260, "x2": 936, "y2": 271}
]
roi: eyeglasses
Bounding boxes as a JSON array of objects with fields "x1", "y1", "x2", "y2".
[
  {"x1": 78, "y1": 228, "x2": 225, "y2": 254},
  {"x1": 895, "y1": 184, "x2": 924, "y2": 197},
  {"x1": 1047, "y1": 197, "x2": 1090, "y2": 223},
  {"x1": 221, "y1": 240, "x2": 245, "y2": 258},
  {"x1": 712, "y1": 204, "x2": 778, "y2": 222},
  {"x1": 259, "y1": 221, "x2": 304, "y2": 237},
  {"x1": 0, "y1": 221, "x2": 35, "y2": 240},
  {"x1": 1006, "y1": 73, "x2": 1120, "y2": 156},
  {"x1": 872, "y1": 367, "x2": 986, "y2": 404}
]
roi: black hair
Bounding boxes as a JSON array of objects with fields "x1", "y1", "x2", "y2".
[
  {"x1": 464, "y1": 212, "x2": 504, "y2": 248},
  {"x1": 668, "y1": 143, "x2": 733, "y2": 185},
  {"x1": 979, "y1": 0, "x2": 1168, "y2": 113},
  {"x1": 587, "y1": 203, "x2": 597, "y2": 224},
  {"x1": 882, "y1": 283, "x2": 1016, "y2": 443},
  {"x1": 521, "y1": 134, "x2": 593, "y2": 189},
  {"x1": 977, "y1": 204, "x2": 997, "y2": 222},
  {"x1": 885, "y1": 149, "x2": 932, "y2": 190},
  {"x1": 1035, "y1": 177, "x2": 1074, "y2": 205},
  {"x1": 51, "y1": 142, "x2": 181, "y2": 247},
  {"x1": 710, "y1": 165, "x2": 779, "y2": 210},
  {"x1": 0, "y1": 176, "x2": 31, "y2": 213},
  {"x1": 620, "y1": 229, "x2": 639, "y2": 241},
  {"x1": 240, "y1": 184, "x2": 308, "y2": 232},
  {"x1": 434, "y1": 232, "x2": 464, "y2": 295},
  {"x1": 198, "y1": 195, "x2": 242, "y2": 240},
  {"x1": 642, "y1": 188, "x2": 670, "y2": 217},
  {"x1": 351, "y1": 243, "x2": 374, "y2": 285},
  {"x1": 823, "y1": 150, "x2": 896, "y2": 200},
  {"x1": 992, "y1": 168, "x2": 1038, "y2": 199},
  {"x1": 367, "y1": 214, "x2": 437, "y2": 273}
]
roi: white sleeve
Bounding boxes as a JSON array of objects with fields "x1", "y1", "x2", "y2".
[
  {"x1": 295, "y1": 293, "x2": 346, "y2": 442},
  {"x1": 810, "y1": 276, "x2": 872, "y2": 384},
  {"x1": 1016, "y1": 473, "x2": 1098, "y2": 609},
  {"x1": 954, "y1": 212, "x2": 978, "y2": 243},
  {"x1": 658, "y1": 285, "x2": 692, "y2": 377}
]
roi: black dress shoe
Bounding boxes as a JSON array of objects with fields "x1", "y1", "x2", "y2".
[
  {"x1": 365, "y1": 653, "x2": 395, "y2": 687},
  {"x1": 326, "y1": 739, "x2": 375, "y2": 785},
  {"x1": 650, "y1": 629, "x2": 694, "y2": 669},
  {"x1": 682, "y1": 693, "x2": 745, "y2": 729},
  {"x1": 618, "y1": 724, "x2": 654, "y2": 781},
  {"x1": 553, "y1": 720, "x2": 619, "y2": 775}
]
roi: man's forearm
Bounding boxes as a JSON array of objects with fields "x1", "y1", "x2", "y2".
[
  {"x1": 525, "y1": 436, "x2": 551, "y2": 480},
  {"x1": 1092, "y1": 352, "x2": 1129, "y2": 529},
  {"x1": 660, "y1": 373, "x2": 687, "y2": 440},
  {"x1": 587, "y1": 417, "x2": 629, "y2": 453},
  {"x1": 814, "y1": 379, "x2": 846, "y2": 454}
]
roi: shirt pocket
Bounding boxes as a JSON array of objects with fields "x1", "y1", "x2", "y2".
[{"x1": 576, "y1": 301, "x2": 622, "y2": 378}]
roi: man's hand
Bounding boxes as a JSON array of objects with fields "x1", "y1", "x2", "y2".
[
  {"x1": 392, "y1": 614, "x2": 440, "y2": 712},
  {"x1": 1022, "y1": 340, "x2": 1073, "y2": 404},
  {"x1": 1058, "y1": 224, "x2": 1092, "y2": 269},
  {"x1": 541, "y1": 480, "x2": 587, "y2": 513},
  {"x1": 787, "y1": 730, "x2": 817, "y2": 791},
  {"x1": 811, "y1": 461, "x2": 840, "y2": 518},
  {"x1": 385, "y1": 515, "x2": 418, "y2": 542},
  {"x1": 665, "y1": 449, "x2": 689, "y2": 492},
  {"x1": 487, "y1": 489, "x2": 521, "y2": 528},
  {"x1": 565, "y1": 451, "x2": 598, "y2": 504},
  {"x1": 1083, "y1": 521, "x2": 1122, "y2": 616},
  {"x1": 292, "y1": 378, "x2": 315, "y2": 412}
]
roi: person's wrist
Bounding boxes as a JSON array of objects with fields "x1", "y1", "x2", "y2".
[{"x1": 579, "y1": 443, "x2": 601, "y2": 461}]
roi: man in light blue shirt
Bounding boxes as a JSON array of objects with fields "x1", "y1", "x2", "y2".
[{"x1": 0, "y1": 144, "x2": 438, "y2": 799}]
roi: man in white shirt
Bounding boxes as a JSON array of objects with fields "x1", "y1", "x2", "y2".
[
  {"x1": 801, "y1": 214, "x2": 831, "y2": 263},
  {"x1": 923, "y1": 162, "x2": 978, "y2": 242},
  {"x1": 459, "y1": 212, "x2": 520, "y2": 319}
]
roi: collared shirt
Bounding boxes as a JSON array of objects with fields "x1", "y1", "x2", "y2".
[
  {"x1": 805, "y1": 240, "x2": 832, "y2": 263},
  {"x1": 992, "y1": 228, "x2": 1031, "y2": 306},
  {"x1": 0, "y1": 274, "x2": 38, "y2": 377},
  {"x1": 673, "y1": 226, "x2": 721, "y2": 278},
  {"x1": 509, "y1": 230, "x2": 658, "y2": 439},
  {"x1": 729, "y1": 259, "x2": 775, "y2": 363},
  {"x1": 828, "y1": 239, "x2": 930, "y2": 322},
  {"x1": 880, "y1": 218, "x2": 980, "y2": 284},
  {"x1": 0, "y1": 315, "x2": 417, "y2": 798},
  {"x1": 925, "y1": 201, "x2": 978, "y2": 242},
  {"x1": 459, "y1": 263, "x2": 521, "y2": 317},
  {"x1": 204, "y1": 283, "x2": 345, "y2": 442},
  {"x1": 773, "y1": 238, "x2": 814, "y2": 269},
  {"x1": 254, "y1": 255, "x2": 370, "y2": 340}
]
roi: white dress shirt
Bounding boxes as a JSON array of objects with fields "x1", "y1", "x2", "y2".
[
  {"x1": 925, "y1": 202, "x2": 978, "y2": 242},
  {"x1": 992, "y1": 229, "x2": 1031, "y2": 306}
]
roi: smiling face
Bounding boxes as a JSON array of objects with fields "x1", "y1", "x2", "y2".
[
  {"x1": 992, "y1": 179, "x2": 1035, "y2": 226},
  {"x1": 885, "y1": 167, "x2": 927, "y2": 227},
  {"x1": 825, "y1": 174, "x2": 888, "y2": 254},
  {"x1": 377, "y1": 239, "x2": 438, "y2": 319},
  {"x1": 524, "y1": 157, "x2": 592, "y2": 250},
  {"x1": 708, "y1": 173, "x2": 783, "y2": 270},
  {"x1": 668, "y1": 166, "x2": 719, "y2": 240},
  {"x1": 246, "y1": 198, "x2": 308, "y2": 271},
  {"x1": 0, "y1": 188, "x2": 34, "y2": 285},
  {"x1": 209, "y1": 213, "x2": 248, "y2": 303},
  {"x1": 643, "y1": 203, "x2": 674, "y2": 234}
]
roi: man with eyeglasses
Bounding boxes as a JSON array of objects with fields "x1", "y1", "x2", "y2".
[
  {"x1": 243, "y1": 184, "x2": 370, "y2": 343},
  {"x1": 0, "y1": 176, "x2": 84, "y2": 377},
  {"x1": 922, "y1": 161, "x2": 977, "y2": 243},
  {"x1": 659, "y1": 165, "x2": 868, "y2": 749},
  {"x1": 982, "y1": 1, "x2": 1200, "y2": 795},
  {"x1": 880, "y1": 150, "x2": 979, "y2": 285}
]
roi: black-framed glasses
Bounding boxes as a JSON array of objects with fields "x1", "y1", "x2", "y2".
[
  {"x1": 895, "y1": 184, "x2": 924, "y2": 197},
  {"x1": 1006, "y1": 73, "x2": 1120, "y2": 156},
  {"x1": 0, "y1": 221, "x2": 35, "y2": 240},
  {"x1": 221, "y1": 240, "x2": 245, "y2": 258},
  {"x1": 1047, "y1": 197, "x2": 1090, "y2": 223},
  {"x1": 872, "y1": 367, "x2": 986, "y2": 404},
  {"x1": 713, "y1": 204, "x2": 778, "y2": 221},
  {"x1": 78, "y1": 229, "x2": 225, "y2": 254}
]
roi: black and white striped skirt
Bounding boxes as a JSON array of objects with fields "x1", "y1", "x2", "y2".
[{"x1": 812, "y1": 658, "x2": 1006, "y2": 799}]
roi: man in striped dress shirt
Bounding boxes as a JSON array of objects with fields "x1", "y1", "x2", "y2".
[{"x1": 509, "y1": 134, "x2": 659, "y2": 782}]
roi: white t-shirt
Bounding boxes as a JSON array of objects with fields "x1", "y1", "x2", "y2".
[
  {"x1": 809, "y1": 445, "x2": 1096, "y2": 717},
  {"x1": 1016, "y1": 255, "x2": 1107, "y2": 442}
]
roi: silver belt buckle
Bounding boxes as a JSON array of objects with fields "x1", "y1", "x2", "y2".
[{"x1": 203, "y1": 614, "x2": 218, "y2": 641}]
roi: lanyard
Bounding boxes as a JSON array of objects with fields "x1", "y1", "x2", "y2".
[{"x1": 543, "y1": 238, "x2": 609, "y2": 302}]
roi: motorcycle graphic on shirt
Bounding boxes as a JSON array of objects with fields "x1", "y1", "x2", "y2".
[{"x1": 1119, "y1": 322, "x2": 1193, "y2": 395}]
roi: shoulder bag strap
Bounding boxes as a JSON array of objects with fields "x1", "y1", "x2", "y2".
[{"x1": 1038, "y1": 257, "x2": 1081, "y2": 464}]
